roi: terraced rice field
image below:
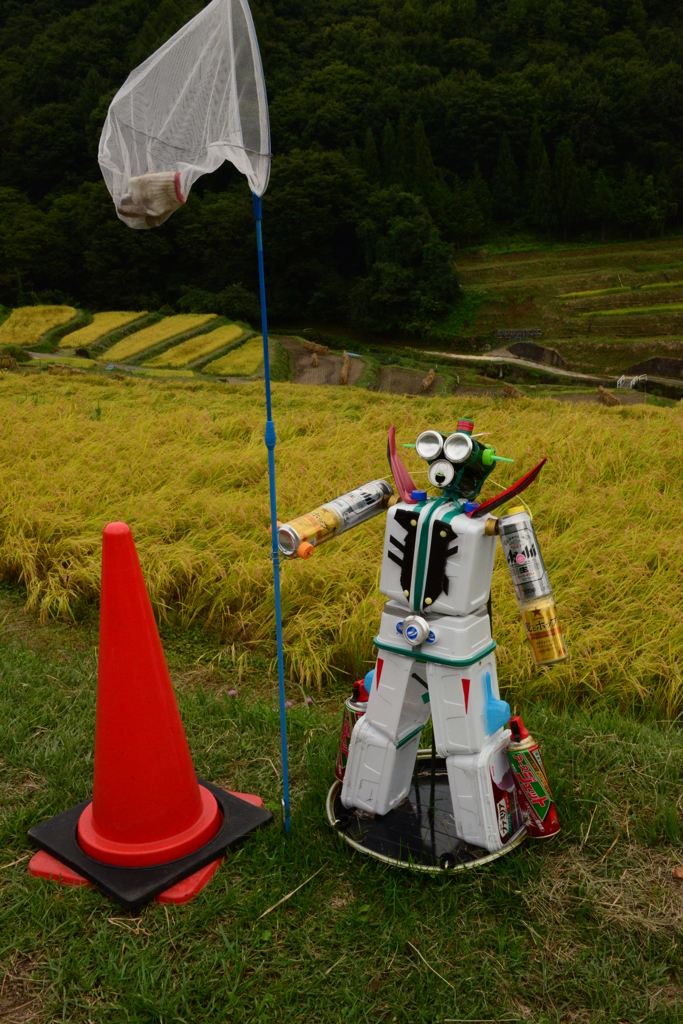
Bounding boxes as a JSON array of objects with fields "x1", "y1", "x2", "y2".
[
  {"x1": 580, "y1": 302, "x2": 683, "y2": 318},
  {"x1": 0, "y1": 305, "x2": 77, "y2": 346},
  {"x1": 144, "y1": 323, "x2": 243, "y2": 368},
  {"x1": 102, "y1": 314, "x2": 217, "y2": 362},
  {"x1": 59, "y1": 311, "x2": 146, "y2": 348},
  {"x1": 203, "y1": 335, "x2": 264, "y2": 375},
  {"x1": 455, "y1": 237, "x2": 683, "y2": 375}
]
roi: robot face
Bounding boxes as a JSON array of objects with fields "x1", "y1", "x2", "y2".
[{"x1": 415, "y1": 429, "x2": 475, "y2": 491}]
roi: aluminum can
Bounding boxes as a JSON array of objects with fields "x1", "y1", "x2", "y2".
[
  {"x1": 498, "y1": 507, "x2": 551, "y2": 602},
  {"x1": 498, "y1": 506, "x2": 567, "y2": 666},
  {"x1": 335, "y1": 694, "x2": 368, "y2": 781},
  {"x1": 506, "y1": 716, "x2": 560, "y2": 839},
  {"x1": 278, "y1": 479, "x2": 393, "y2": 558},
  {"x1": 520, "y1": 594, "x2": 568, "y2": 665}
]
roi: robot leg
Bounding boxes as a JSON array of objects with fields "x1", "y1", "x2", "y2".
[
  {"x1": 427, "y1": 656, "x2": 522, "y2": 851},
  {"x1": 341, "y1": 650, "x2": 430, "y2": 816}
]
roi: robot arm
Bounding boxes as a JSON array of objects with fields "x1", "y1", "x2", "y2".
[{"x1": 277, "y1": 479, "x2": 394, "y2": 559}]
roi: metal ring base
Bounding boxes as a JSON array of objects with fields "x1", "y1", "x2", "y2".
[{"x1": 327, "y1": 751, "x2": 526, "y2": 874}]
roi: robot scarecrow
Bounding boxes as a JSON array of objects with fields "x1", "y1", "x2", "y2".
[{"x1": 278, "y1": 418, "x2": 565, "y2": 865}]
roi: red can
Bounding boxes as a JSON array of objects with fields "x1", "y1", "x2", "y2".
[
  {"x1": 506, "y1": 716, "x2": 560, "y2": 839},
  {"x1": 335, "y1": 680, "x2": 369, "y2": 782}
]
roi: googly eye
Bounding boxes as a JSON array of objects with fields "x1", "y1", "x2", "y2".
[
  {"x1": 443, "y1": 432, "x2": 473, "y2": 464},
  {"x1": 415, "y1": 430, "x2": 443, "y2": 461}
]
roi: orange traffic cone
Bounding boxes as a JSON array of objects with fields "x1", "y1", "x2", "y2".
[{"x1": 28, "y1": 522, "x2": 271, "y2": 907}]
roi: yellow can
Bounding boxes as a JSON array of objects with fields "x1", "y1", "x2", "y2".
[
  {"x1": 520, "y1": 595, "x2": 568, "y2": 665},
  {"x1": 278, "y1": 506, "x2": 341, "y2": 558}
]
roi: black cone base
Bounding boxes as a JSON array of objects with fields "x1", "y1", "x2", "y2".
[
  {"x1": 28, "y1": 778, "x2": 271, "y2": 908},
  {"x1": 327, "y1": 754, "x2": 525, "y2": 872}
]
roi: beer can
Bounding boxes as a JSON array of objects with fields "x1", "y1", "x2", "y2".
[
  {"x1": 498, "y1": 506, "x2": 551, "y2": 602},
  {"x1": 506, "y1": 716, "x2": 560, "y2": 839},
  {"x1": 498, "y1": 505, "x2": 567, "y2": 666},
  {"x1": 278, "y1": 479, "x2": 393, "y2": 558},
  {"x1": 335, "y1": 681, "x2": 369, "y2": 781},
  {"x1": 521, "y1": 595, "x2": 568, "y2": 666}
]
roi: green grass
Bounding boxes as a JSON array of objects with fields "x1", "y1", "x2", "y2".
[
  {"x1": 436, "y1": 289, "x2": 486, "y2": 336},
  {"x1": 1, "y1": 587, "x2": 682, "y2": 1022}
]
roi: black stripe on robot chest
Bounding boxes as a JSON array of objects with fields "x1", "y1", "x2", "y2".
[
  {"x1": 387, "y1": 509, "x2": 419, "y2": 595},
  {"x1": 387, "y1": 509, "x2": 458, "y2": 603},
  {"x1": 423, "y1": 519, "x2": 458, "y2": 605}
]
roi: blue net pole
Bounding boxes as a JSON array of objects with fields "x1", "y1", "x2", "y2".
[{"x1": 252, "y1": 193, "x2": 291, "y2": 833}]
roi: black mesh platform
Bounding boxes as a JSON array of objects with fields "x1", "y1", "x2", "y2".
[{"x1": 327, "y1": 753, "x2": 525, "y2": 872}]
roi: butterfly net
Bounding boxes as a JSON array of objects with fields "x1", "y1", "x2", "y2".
[{"x1": 98, "y1": 0, "x2": 270, "y2": 229}]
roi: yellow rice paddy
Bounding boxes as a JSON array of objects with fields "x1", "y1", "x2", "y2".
[
  {"x1": 0, "y1": 305, "x2": 77, "y2": 346},
  {"x1": 103, "y1": 314, "x2": 217, "y2": 362},
  {"x1": 203, "y1": 335, "x2": 264, "y2": 375},
  {"x1": 40, "y1": 356, "x2": 96, "y2": 368},
  {"x1": 1, "y1": 374, "x2": 682, "y2": 717},
  {"x1": 144, "y1": 323, "x2": 243, "y2": 368},
  {"x1": 60, "y1": 311, "x2": 147, "y2": 348},
  {"x1": 581, "y1": 303, "x2": 683, "y2": 318}
]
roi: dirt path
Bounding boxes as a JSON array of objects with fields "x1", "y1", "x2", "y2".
[{"x1": 423, "y1": 348, "x2": 610, "y2": 384}]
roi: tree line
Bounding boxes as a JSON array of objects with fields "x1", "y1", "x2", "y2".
[{"x1": 1, "y1": 0, "x2": 682, "y2": 333}]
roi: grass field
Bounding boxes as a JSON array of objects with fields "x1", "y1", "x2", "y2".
[
  {"x1": 60, "y1": 311, "x2": 147, "y2": 349},
  {"x1": 102, "y1": 314, "x2": 217, "y2": 362},
  {"x1": 0, "y1": 305, "x2": 77, "y2": 346},
  {"x1": 1, "y1": 372, "x2": 683, "y2": 1022},
  {"x1": 203, "y1": 335, "x2": 264, "y2": 375},
  {"x1": 1, "y1": 588, "x2": 682, "y2": 1023},
  {"x1": 0, "y1": 374, "x2": 682, "y2": 720},
  {"x1": 144, "y1": 323, "x2": 243, "y2": 368}
]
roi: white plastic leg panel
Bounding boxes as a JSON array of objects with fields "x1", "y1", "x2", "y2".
[
  {"x1": 341, "y1": 717, "x2": 423, "y2": 816},
  {"x1": 364, "y1": 651, "x2": 430, "y2": 745},
  {"x1": 446, "y1": 729, "x2": 524, "y2": 852},
  {"x1": 427, "y1": 651, "x2": 502, "y2": 756}
]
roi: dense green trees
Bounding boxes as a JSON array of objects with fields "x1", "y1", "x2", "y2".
[{"x1": 1, "y1": 0, "x2": 683, "y2": 329}]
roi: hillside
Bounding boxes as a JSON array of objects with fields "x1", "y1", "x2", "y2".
[
  {"x1": 451, "y1": 235, "x2": 683, "y2": 376},
  {"x1": 1, "y1": 0, "x2": 683, "y2": 330}
]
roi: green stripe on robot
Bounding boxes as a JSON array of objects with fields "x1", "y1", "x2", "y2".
[
  {"x1": 411, "y1": 497, "x2": 447, "y2": 612},
  {"x1": 395, "y1": 723, "x2": 425, "y2": 749},
  {"x1": 374, "y1": 637, "x2": 497, "y2": 667}
]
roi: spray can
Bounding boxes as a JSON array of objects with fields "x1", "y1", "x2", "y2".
[
  {"x1": 278, "y1": 479, "x2": 393, "y2": 559},
  {"x1": 497, "y1": 505, "x2": 567, "y2": 665},
  {"x1": 506, "y1": 716, "x2": 560, "y2": 838},
  {"x1": 335, "y1": 676, "x2": 370, "y2": 781}
]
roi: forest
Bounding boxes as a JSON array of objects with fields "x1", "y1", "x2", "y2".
[{"x1": 1, "y1": 0, "x2": 682, "y2": 331}]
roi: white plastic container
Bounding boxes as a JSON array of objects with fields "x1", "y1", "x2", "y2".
[
  {"x1": 341, "y1": 716, "x2": 423, "y2": 816},
  {"x1": 446, "y1": 730, "x2": 525, "y2": 852},
  {"x1": 427, "y1": 653, "x2": 509, "y2": 756},
  {"x1": 364, "y1": 648, "x2": 431, "y2": 746},
  {"x1": 376, "y1": 601, "x2": 493, "y2": 662},
  {"x1": 379, "y1": 501, "x2": 496, "y2": 615}
]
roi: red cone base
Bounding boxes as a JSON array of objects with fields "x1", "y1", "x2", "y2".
[
  {"x1": 29, "y1": 792, "x2": 265, "y2": 905},
  {"x1": 28, "y1": 849, "x2": 223, "y2": 905},
  {"x1": 77, "y1": 784, "x2": 221, "y2": 867}
]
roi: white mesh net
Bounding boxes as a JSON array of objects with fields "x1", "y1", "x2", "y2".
[{"x1": 98, "y1": 0, "x2": 270, "y2": 229}]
